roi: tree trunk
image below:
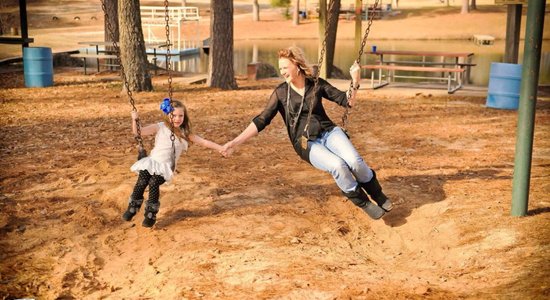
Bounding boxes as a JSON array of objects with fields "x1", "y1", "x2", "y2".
[
  {"x1": 318, "y1": 0, "x2": 327, "y2": 78},
  {"x1": 354, "y1": 0, "x2": 361, "y2": 53},
  {"x1": 461, "y1": 0, "x2": 470, "y2": 14},
  {"x1": 103, "y1": 0, "x2": 118, "y2": 68},
  {"x1": 252, "y1": 0, "x2": 260, "y2": 21},
  {"x1": 325, "y1": 0, "x2": 340, "y2": 77},
  {"x1": 293, "y1": 0, "x2": 300, "y2": 26},
  {"x1": 104, "y1": 0, "x2": 119, "y2": 42},
  {"x1": 208, "y1": 0, "x2": 238, "y2": 90},
  {"x1": 118, "y1": 0, "x2": 152, "y2": 92},
  {"x1": 470, "y1": 0, "x2": 477, "y2": 10},
  {"x1": 181, "y1": 0, "x2": 187, "y2": 6}
]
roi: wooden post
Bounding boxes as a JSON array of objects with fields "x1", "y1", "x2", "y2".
[
  {"x1": 504, "y1": 4, "x2": 522, "y2": 63},
  {"x1": 355, "y1": 0, "x2": 362, "y2": 54},
  {"x1": 19, "y1": 0, "x2": 30, "y2": 50}
]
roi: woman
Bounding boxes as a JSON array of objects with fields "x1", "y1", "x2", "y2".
[{"x1": 221, "y1": 46, "x2": 392, "y2": 220}]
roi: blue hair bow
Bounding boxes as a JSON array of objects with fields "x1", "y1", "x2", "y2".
[{"x1": 160, "y1": 98, "x2": 174, "y2": 115}]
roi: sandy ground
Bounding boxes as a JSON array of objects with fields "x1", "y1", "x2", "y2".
[{"x1": 1, "y1": 1, "x2": 550, "y2": 299}]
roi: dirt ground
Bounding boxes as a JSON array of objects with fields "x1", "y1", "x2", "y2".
[{"x1": 1, "y1": 1, "x2": 550, "y2": 299}]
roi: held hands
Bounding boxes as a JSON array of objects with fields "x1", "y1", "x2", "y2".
[{"x1": 220, "y1": 141, "x2": 235, "y2": 158}]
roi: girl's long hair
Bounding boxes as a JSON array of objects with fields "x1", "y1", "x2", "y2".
[
  {"x1": 163, "y1": 100, "x2": 191, "y2": 142},
  {"x1": 277, "y1": 46, "x2": 313, "y2": 77}
]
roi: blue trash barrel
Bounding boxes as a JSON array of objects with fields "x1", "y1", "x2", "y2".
[
  {"x1": 486, "y1": 62, "x2": 522, "y2": 110},
  {"x1": 23, "y1": 47, "x2": 54, "y2": 87}
]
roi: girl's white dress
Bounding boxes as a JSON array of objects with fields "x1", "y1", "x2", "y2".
[{"x1": 131, "y1": 122, "x2": 188, "y2": 182}]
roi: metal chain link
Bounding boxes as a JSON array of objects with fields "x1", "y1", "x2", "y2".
[
  {"x1": 163, "y1": 0, "x2": 177, "y2": 171},
  {"x1": 341, "y1": 0, "x2": 380, "y2": 130},
  {"x1": 100, "y1": 0, "x2": 145, "y2": 153},
  {"x1": 304, "y1": 0, "x2": 338, "y2": 138}
]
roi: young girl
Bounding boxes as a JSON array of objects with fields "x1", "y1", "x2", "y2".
[{"x1": 123, "y1": 99, "x2": 223, "y2": 227}]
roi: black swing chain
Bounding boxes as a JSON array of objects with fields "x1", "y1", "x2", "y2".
[
  {"x1": 304, "y1": 0, "x2": 338, "y2": 139},
  {"x1": 341, "y1": 0, "x2": 380, "y2": 130},
  {"x1": 100, "y1": 0, "x2": 145, "y2": 154},
  {"x1": 163, "y1": 0, "x2": 177, "y2": 171}
]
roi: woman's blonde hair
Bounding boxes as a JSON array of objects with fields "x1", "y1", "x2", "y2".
[
  {"x1": 277, "y1": 46, "x2": 312, "y2": 77},
  {"x1": 163, "y1": 100, "x2": 192, "y2": 142}
]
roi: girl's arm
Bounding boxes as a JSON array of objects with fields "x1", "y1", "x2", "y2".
[
  {"x1": 221, "y1": 122, "x2": 259, "y2": 156},
  {"x1": 189, "y1": 134, "x2": 223, "y2": 152},
  {"x1": 131, "y1": 111, "x2": 159, "y2": 136}
]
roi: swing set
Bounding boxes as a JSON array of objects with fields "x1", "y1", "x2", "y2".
[
  {"x1": 99, "y1": 0, "x2": 178, "y2": 170},
  {"x1": 312, "y1": 0, "x2": 380, "y2": 131},
  {"x1": 100, "y1": 0, "x2": 379, "y2": 166}
]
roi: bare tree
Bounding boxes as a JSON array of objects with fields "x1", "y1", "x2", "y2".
[
  {"x1": 208, "y1": 0, "x2": 238, "y2": 90},
  {"x1": 118, "y1": 0, "x2": 152, "y2": 91},
  {"x1": 293, "y1": 0, "x2": 300, "y2": 26},
  {"x1": 104, "y1": 0, "x2": 119, "y2": 42},
  {"x1": 461, "y1": 0, "x2": 470, "y2": 14},
  {"x1": 325, "y1": 0, "x2": 340, "y2": 77},
  {"x1": 253, "y1": 0, "x2": 260, "y2": 21},
  {"x1": 318, "y1": 0, "x2": 327, "y2": 78},
  {"x1": 103, "y1": 0, "x2": 118, "y2": 68}
]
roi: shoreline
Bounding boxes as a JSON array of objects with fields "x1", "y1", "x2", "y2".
[{"x1": 2, "y1": 4, "x2": 550, "y2": 59}]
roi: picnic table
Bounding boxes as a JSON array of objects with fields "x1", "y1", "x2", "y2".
[
  {"x1": 362, "y1": 50, "x2": 475, "y2": 93},
  {"x1": 71, "y1": 41, "x2": 169, "y2": 74}
]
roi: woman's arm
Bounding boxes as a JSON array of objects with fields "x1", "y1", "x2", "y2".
[
  {"x1": 320, "y1": 62, "x2": 362, "y2": 107},
  {"x1": 131, "y1": 111, "x2": 159, "y2": 136},
  {"x1": 221, "y1": 122, "x2": 259, "y2": 156},
  {"x1": 189, "y1": 134, "x2": 223, "y2": 152}
]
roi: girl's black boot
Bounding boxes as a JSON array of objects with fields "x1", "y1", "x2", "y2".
[
  {"x1": 142, "y1": 201, "x2": 160, "y2": 228},
  {"x1": 360, "y1": 170, "x2": 393, "y2": 212},
  {"x1": 122, "y1": 197, "x2": 144, "y2": 221}
]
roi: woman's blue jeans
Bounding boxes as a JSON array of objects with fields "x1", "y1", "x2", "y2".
[{"x1": 308, "y1": 127, "x2": 373, "y2": 193}]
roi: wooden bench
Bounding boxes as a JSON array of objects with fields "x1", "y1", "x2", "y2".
[
  {"x1": 0, "y1": 37, "x2": 35, "y2": 45},
  {"x1": 362, "y1": 64, "x2": 467, "y2": 94},
  {"x1": 69, "y1": 53, "x2": 119, "y2": 75}
]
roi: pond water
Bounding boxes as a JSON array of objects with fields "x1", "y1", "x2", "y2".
[{"x1": 164, "y1": 39, "x2": 550, "y2": 86}]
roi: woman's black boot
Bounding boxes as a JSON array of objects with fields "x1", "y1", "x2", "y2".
[
  {"x1": 343, "y1": 186, "x2": 385, "y2": 220},
  {"x1": 360, "y1": 170, "x2": 393, "y2": 212},
  {"x1": 122, "y1": 197, "x2": 144, "y2": 221},
  {"x1": 142, "y1": 201, "x2": 160, "y2": 228}
]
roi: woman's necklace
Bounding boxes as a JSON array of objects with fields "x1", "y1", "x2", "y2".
[{"x1": 286, "y1": 83, "x2": 305, "y2": 132}]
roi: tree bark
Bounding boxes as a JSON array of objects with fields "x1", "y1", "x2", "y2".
[
  {"x1": 461, "y1": 0, "x2": 470, "y2": 14},
  {"x1": 103, "y1": 0, "x2": 119, "y2": 43},
  {"x1": 325, "y1": 0, "x2": 340, "y2": 77},
  {"x1": 208, "y1": 0, "x2": 238, "y2": 90},
  {"x1": 318, "y1": 0, "x2": 327, "y2": 78},
  {"x1": 354, "y1": 0, "x2": 361, "y2": 53},
  {"x1": 103, "y1": 0, "x2": 118, "y2": 68},
  {"x1": 118, "y1": 0, "x2": 152, "y2": 92},
  {"x1": 293, "y1": 0, "x2": 300, "y2": 26},
  {"x1": 252, "y1": 0, "x2": 260, "y2": 21}
]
